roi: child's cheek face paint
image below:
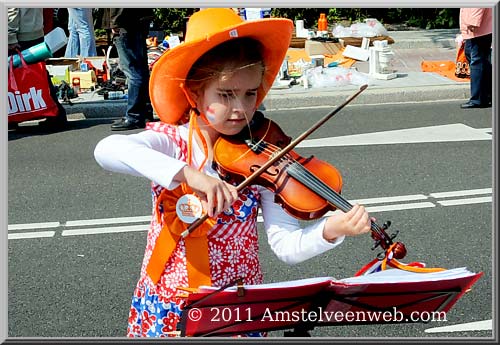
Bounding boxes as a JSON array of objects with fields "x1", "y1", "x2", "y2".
[{"x1": 205, "y1": 106, "x2": 217, "y2": 123}]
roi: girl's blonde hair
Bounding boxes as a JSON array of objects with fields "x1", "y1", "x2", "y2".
[{"x1": 185, "y1": 37, "x2": 266, "y2": 106}]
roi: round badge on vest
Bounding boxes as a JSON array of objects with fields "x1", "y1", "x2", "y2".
[{"x1": 176, "y1": 194, "x2": 203, "y2": 224}]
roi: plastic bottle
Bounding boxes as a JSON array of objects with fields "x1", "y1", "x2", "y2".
[
  {"x1": 107, "y1": 90, "x2": 124, "y2": 100},
  {"x1": 318, "y1": 13, "x2": 327, "y2": 32}
]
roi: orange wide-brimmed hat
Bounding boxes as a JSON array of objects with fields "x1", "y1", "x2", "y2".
[{"x1": 149, "y1": 8, "x2": 293, "y2": 124}]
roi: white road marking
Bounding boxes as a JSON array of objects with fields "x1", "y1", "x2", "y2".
[
  {"x1": 424, "y1": 319, "x2": 492, "y2": 333},
  {"x1": 8, "y1": 231, "x2": 56, "y2": 240},
  {"x1": 438, "y1": 196, "x2": 492, "y2": 206},
  {"x1": 65, "y1": 215, "x2": 152, "y2": 227},
  {"x1": 8, "y1": 187, "x2": 491, "y2": 239},
  {"x1": 319, "y1": 202, "x2": 435, "y2": 217},
  {"x1": 297, "y1": 124, "x2": 492, "y2": 147},
  {"x1": 430, "y1": 188, "x2": 492, "y2": 198},
  {"x1": 366, "y1": 202, "x2": 436, "y2": 213},
  {"x1": 62, "y1": 224, "x2": 149, "y2": 236},
  {"x1": 350, "y1": 194, "x2": 428, "y2": 205},
  {"x1": 8, "y1": 222, "x2": 60, "y2": 231}
]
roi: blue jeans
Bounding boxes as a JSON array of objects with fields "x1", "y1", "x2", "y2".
[
  {"x1": 113, "y1": 26, "x2": 152, "y2": 124},
  {"x1": 64, "y1": 8, "x2": 97, "y2": 58},
  {"x1": 464, "y1": 34, "x2": 492, "y2": 106}
]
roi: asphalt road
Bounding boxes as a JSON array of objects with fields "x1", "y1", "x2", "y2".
[{"x1": 7, "y1": 99, "x2": 493, "y2": 338}]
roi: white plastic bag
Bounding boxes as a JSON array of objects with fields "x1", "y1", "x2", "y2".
[
  {"x1": 332, "y1": 19, "x2": 388, "y2": 38},
  {"x1": 364, "y1": 18, "x2": 388, "y2": 37},
  {"x1": 332, "y1": 24, "x2": 352, "y2": 38},
  {"x1": 305, "y1": 66, "x2": 370, "y2": 88}
]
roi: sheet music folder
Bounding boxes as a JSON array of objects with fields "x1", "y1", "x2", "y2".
[{"x1": 179, "y1": 267, "x2": 482, "y2": 337}]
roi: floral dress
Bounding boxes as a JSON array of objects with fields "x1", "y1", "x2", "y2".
[{"x1": 127, "y1": 122, "x2": 265, "y2": 337}]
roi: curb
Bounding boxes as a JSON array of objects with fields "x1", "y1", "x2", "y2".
[
  {"x1": 264, "y1": 84, "x2": 469, "y2": 110},
  {"x1": 65, "y1": 83, "x2": 470, "y2": 118},
  {"x1": 64, "y1": 99, "x2": 126, "y2": 119}
]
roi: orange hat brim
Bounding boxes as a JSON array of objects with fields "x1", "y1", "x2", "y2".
[{"x1": 150, "y1": 18, "x2": 293, "y2": 124}]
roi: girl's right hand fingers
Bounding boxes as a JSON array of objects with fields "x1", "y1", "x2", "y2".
[
  {"x1": 215, "y1": 183, "x2": 238, "y2": 216},
  {"x1": 224, "y1": 182, "x2": 238, "y2": 208},
  {"x1": 205, "y1": 191, "x2": 215, "y2": 217},
  {"x1": 216, "y1": 187, "x2": 226, "y2": 216}
]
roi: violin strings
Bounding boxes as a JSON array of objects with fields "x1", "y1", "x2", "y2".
[
  {"x1": 251, "y1": 139, "x2": 349, "y2": 209},
  {"x1": 253, "y1": 140, "x2": 385, "y2": 238},
  {"x1": 289, "y1": 163, "x2": 385, "y2": 237},
  {"x1": 262, "y1": 141, "x2": 383, "y2": 236},
  {"x1": 288, "y1": 163, "x2": 352, "y2": 211},
  {"x1": 256, "y1": 141, "x2": 348, "y2": 209}
]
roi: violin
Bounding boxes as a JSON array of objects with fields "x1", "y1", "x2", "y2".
[
  {"x1": 213, "y1": 111, "x2": 343, "y2": 220},
  {"x1": 213, "y1": 112, "x2": 406, "y2": 259},
  {"x1": 182, "y1": 85, "x2": 406, "y2": 259}
]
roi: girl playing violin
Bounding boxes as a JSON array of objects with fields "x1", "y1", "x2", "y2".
[{"x1": 94, "y1": 8, "x2": 372, "y2": 337}]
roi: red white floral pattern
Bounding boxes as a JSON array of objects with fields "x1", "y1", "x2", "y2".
[{"x1": 127, "y1": 123, "x2": 264, "y2": 337}]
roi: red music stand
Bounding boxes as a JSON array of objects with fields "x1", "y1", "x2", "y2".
[{"x1": 179, "y1": 268, "x2": 483, "y2": 337}]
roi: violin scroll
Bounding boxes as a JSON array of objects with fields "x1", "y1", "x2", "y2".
[{"x1": 371, "y1": 221, "x2": 407, "y2": 259}]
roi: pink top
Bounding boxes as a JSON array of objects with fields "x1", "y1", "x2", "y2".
[{"x1": 460, "y1": 8, "x2": 493, "y2": 39}]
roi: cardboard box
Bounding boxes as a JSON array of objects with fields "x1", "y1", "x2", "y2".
[
  {"x1": 45, "y1": 64, "x2": 70, "y2": 85},
  {"x1": 342, "y1": 45, "x2": 370, "y2": 61},
  {"x1": 45, "y1": 58, "x2": 80, "y2": 85},
  {"x1": 46, "y1": 58, "x2": 79, "y2": 71},
  {"x1": 69, "y1": 70, "x2": 96, "y2": 89},
  {"x1": 305, "y1": 40, "x2": 343, "y2": 56}
]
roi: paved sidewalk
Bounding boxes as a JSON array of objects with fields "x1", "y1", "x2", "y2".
[
  {"x1": 388, "y1": 29, "x2": 457, "y2": 49},
  {"x1": 64, "y1": 29, "x2": 470, "y2": 118}
]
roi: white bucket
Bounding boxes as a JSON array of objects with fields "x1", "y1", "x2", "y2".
[{"x1": 295, "y1": 20, "x2": 304, "y2": 32}]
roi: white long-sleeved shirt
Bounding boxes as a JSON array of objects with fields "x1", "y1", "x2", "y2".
[{"x1": 94, "y1": 125, "x2": 345, "y2": 264}]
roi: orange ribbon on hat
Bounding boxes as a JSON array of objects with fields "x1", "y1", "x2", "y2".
[{"x1": 146, "y1": 183, "x2": 216, "y2": 287}]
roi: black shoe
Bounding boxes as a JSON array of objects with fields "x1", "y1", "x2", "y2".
[
  {"x1": 460, "y1": 101, "x2": 483, "y2": 109},
  {"x1": 111, "y1": 118, "x2": 145, "y2": 131}
]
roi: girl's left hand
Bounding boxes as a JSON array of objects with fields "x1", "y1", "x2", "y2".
[{"x1": 322, "y1": 204, "x2": 372, "y2": 242}]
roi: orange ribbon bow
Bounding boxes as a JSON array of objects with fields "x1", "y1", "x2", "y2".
[{"x1": 146, "y1": 184, "x2": 216, "y2": 288}]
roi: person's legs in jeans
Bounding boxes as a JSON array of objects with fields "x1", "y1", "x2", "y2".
[
  {"x1": 465, "y1": 34, "x2": 492, "y2": 106},
  {"x1": 65, "y1": 8, "x2": 97, "y2": 57},
  {"x1": 477, "y1": 34, "x2": 492, "y2": 105},
  {"x1": 113, "y1": 27, "x2": 151, "y2": 126},
  {"x1": 64, "y1": 9, "x2": 79, "y2": 57},
  {"x1": 76, "y1": 8, "x2": 97, "y2": 57}
]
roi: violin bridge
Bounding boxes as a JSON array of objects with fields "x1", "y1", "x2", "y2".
[{"x1": 245, "y1": 138, "x2": 265, "y2": 154}]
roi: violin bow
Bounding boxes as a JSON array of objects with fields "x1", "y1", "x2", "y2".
[{"x1": 181, "y1": 85, "x2": 369, "y2": 238}]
